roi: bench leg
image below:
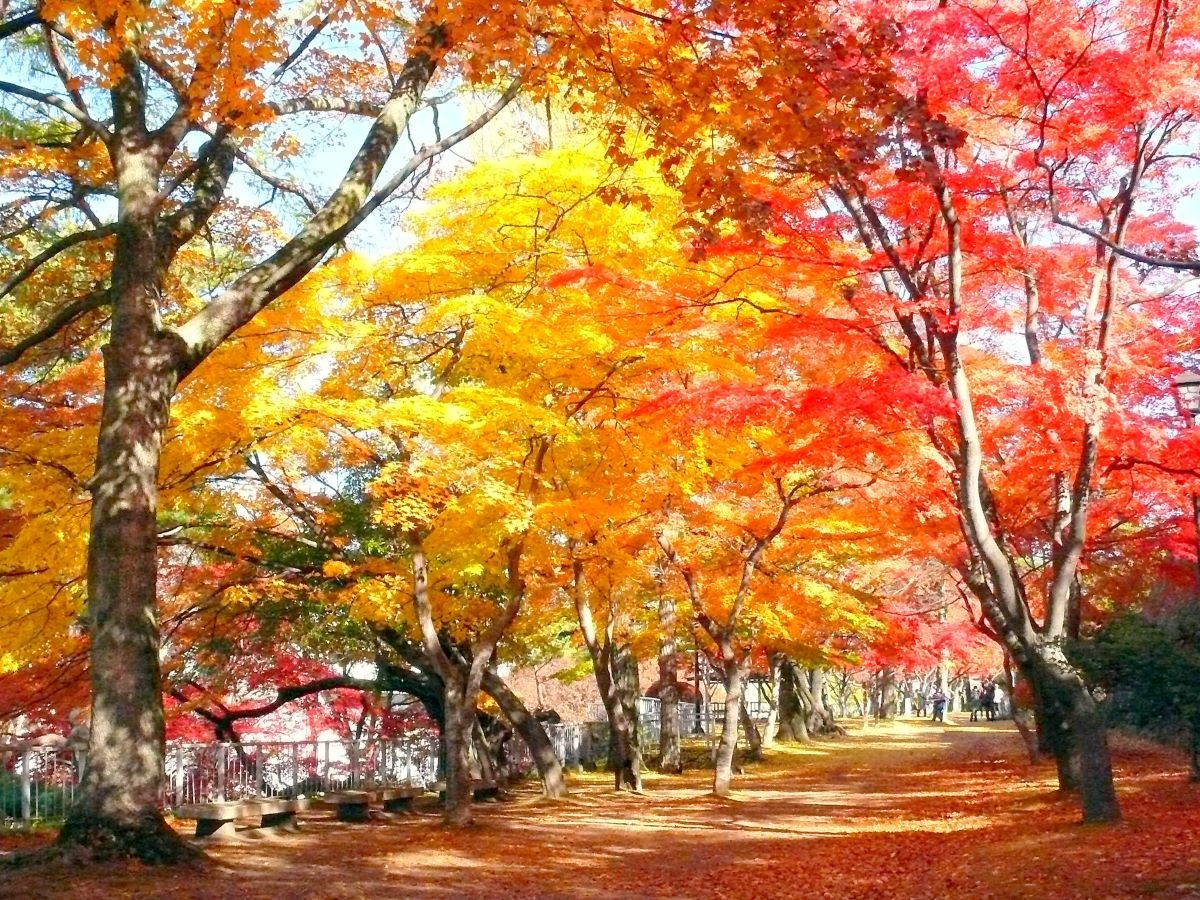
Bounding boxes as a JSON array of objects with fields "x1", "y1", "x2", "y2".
[
  {"x1": 195, "y1": 818, "x2": 233, "y2": 839},
  {"x1": 336, "y1": 802, "x2": 370, "y2": 823},
  {"x1": 383, "y1": 797, "x2": 414, "y2": 813},
  {"x1": 261, "y1": 811, "x2": 299, "y2": 832}
]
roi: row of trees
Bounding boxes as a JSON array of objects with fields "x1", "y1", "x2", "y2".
[{"x1": 2, "y1": 0, "x2": 1199, "y2": 862}]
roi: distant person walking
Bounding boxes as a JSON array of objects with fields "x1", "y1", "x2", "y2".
[
  {"x1": 982, "y1": 682, "x2": 997, "y2": 721},
  {"x1": 931, "y1": 687, "x2": 947, "y2": 723},
  {"x1": 969, "y1": 685, "x2": 983, "y2": 722}
]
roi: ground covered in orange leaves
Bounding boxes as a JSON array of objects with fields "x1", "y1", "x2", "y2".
[{"x1": 3, "y1": 717, "x2": 1199, "y2": 899}]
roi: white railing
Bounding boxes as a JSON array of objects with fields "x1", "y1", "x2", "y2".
[
  {"x1": 1, "y1": 746, "x2": 78, "y2": 828},
  {"x1": 3, "y1": 693, "x2": 781, "y2": 826},
  {"x1": 164, "y1": 731, "x2": 442, "y2": 806}
]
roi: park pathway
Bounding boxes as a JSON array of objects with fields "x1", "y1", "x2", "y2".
[{"x1": 4, "y1": 716, "x2": 1199, "y2": 899}]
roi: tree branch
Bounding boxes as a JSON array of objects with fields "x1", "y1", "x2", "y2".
[
  {"x1": 0, "y1": 224, "x2": 117, "y2": 302},
  {"x1": 0, "y1": 287, "x2": 108, "y2": 367},
  {"x1": 171, "y1": 28, "x2": 454, "y2": 374},
  {"x1": 0, "y1": 79, "x2": 108, "y2": 136},
  {"x1": 1051, "y1": 211, "x2": 1200, "y2": 271}
]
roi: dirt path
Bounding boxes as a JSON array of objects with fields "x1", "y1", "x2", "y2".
[{"x1": 4, "y1": 717, "x2": 1199, "y2": 899}]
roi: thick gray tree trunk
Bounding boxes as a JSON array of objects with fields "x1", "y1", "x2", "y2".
[
  {"x1": 877, "y1": 667, "x2": 897, "y2": 719},
  {"x1": 738, "y1": 699, "x2": 762, "y2": 761},
  {"x1": 657, "y1": 593, "x2": 682, "y2": 773},
  {"x1": 482, "y1": 670, "x2": 567, "y2": 798},
  {"x1": 609, "y1": 639, "x2": 643, "y2": 790},
  {"x1": 442, "y1": 685, "x2": 475, "y2": 826},
  {"x1": 776, "y1": 660, "x2": 810, "y2": 743},
  {"x1": 807, "y1": 668, "x2": 835, "y2": 734},
  {"x1": 571, "y1": 566, "x2": 641, "y2": 791},
  {"x1": 762, "y1": 655, "x2": 782, "y2": 746},
  {"x1": 57, "y1": 142, "x2": 195, "y2": 861}
]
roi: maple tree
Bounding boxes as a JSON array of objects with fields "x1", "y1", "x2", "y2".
[
  {"x1": 1, "y1": 0, "x2": 1198, "y2": 871},
  {"x1": 582, "y1": 0, "x2": 1200, "y2": 825},
  {"x1": 0, "y1": 0, "x2": 543, "y2": 859}
]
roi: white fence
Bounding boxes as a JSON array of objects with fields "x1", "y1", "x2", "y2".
[
  {"x1": 1, "y1": 746, "x2": 78, "y2": 826},
  {"x1": 2, "y1": 696, "x2": 772, "y2": 828},
  {"x1": 165, "y1": 732, "x2": 442, "y2": 806}
]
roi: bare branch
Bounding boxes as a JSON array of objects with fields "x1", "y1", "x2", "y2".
[
  {"x1": 1052, "y1": 211, "x2": 1200, "y2": 271},
  {"x1": 0, "y1": 79, "x2": 108, "y2": 136},
  {"x1": 0, "y1": 10, "x2": 41, "y2": 41},
  {"x1": 0, "y1": 223, "x2": 117, "y2": 302},
  {"x1": 0, "y1": 287, "x2": 108, "y2": 367}
]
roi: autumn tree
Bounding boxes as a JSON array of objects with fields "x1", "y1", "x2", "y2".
[
  {"x1": 0, "y1": 0, "x2": 539, "y2": 858},
  {"x1": 583, "y1": 0, "x2": 1200, "y2": 824}
]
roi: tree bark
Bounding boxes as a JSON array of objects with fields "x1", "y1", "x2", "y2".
[
  {"x1": 57, "y1": 136, "x2": 195, "y2": 861},
  {"x1": 739, "y1": 699, "x2": 762, "y2": 762},
  {"x1": 609, "y1": 637, "x2": 643, "y2": 790},
  {"x1": 808, "y1": 669, "x2": 835, "y2": 733},
  {"x1": 571, "y1": 563, "x2": 642, "y2": 791},
  {"x1": 762, "y1": 655, "x2": 782, "y2": 746},
  {"x1": 712, "y1": 651, "x2": 745, "y2": 797},
  {"x1": 441, "y1": 684, "x2": 475, "y2": 827},
  {"x1": 482, "y1": 669, "x2": 567, "y2": 798},
  {"x1": 877, "y1": 667, "x2": 897, "y2": 719},
  {"x1": 657, "y1": 592, "x2": 682, "y2": 773},
  {"x1": 777, "y1": 660, "x2": 810, "y2": 743},
  {"x1": 409, "y1": 540, "x2": 524, "y2": 826}
]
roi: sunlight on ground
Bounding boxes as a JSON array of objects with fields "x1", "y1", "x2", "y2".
[{"x1": 4, "y1": 717, "x2": 1199, "y2": 899}]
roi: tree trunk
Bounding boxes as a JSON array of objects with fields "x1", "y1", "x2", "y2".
[
  {"x1": 1068, "y1": 698, "x2": 1119, "y2": 822},
  {"x1": 777, "y1": 661, "x2": 809, "y2": 742},
  {"x1": 1040, "y1": 669, "x2": 1118, "y2": 822},
  {"x1": 482, "y1": 670, "x2": 567, "y2": 798},
  {"x1": 877, "y1": 667, "x2": 897, "y2": 719},
  {"x1": 658, "y1": 594, "x2": 682, "y2": 773},
  {"x1": 739, "y1": 700, "x2": 762, "y2": 762},
  {"x1": 572, "y1": 572, "x2": 642, "y2": 791},
  {"x1": 1027, "y1": 668, "x2": 1081, "y2": 791},
  {"x1": 1020, "y1": 641, "x2": 1118, "y2": 821},
  {"x1": 762, "y1": 655, "x2": 782, "y2": 746},
  {"x1": 712, "y1": 653, "x2": 745, "y2": 797},
  {"x1": 57, "y1": 146, "x2": 194, "y2": 861},
  {"x1": 808, "y1": 669, "x2": 835, "y2": 733},
  {"x1": 472, "y1": 716, "x2": 497, "y2": 782},
  {"x1": 608, "y1": 638, "x2": 643, "y2": 791},
  {"x1": 442, "y1": 683, "x2": 475, "y2": 828}
]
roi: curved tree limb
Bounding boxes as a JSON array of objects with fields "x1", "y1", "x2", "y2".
[
  {"x1": 1052, "y1": 212, "x2": 1200, "y2": 272},
  {"x1": 0, "y1": 224, "x2": 117, "y2": 302},
  {"x1": 0, "y1": 79, "x2": 108, "y2": 136},
  {"x1": 0, "y1": 287, "x2": 108, "y2": 367}
]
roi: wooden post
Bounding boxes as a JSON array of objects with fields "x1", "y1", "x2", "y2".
[
  {"x1": 291, "y1": 742, "x2": 300, "y2": 796},
  {"x1": 254, "y1": 744, "x2": 264, "y2": 796},
  {"x1": 350, "y1": 743, "x2": 360, "y2": 788}
]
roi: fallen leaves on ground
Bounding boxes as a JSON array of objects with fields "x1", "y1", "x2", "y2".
[{"x1": 3, "y1": 718, "x2": 1199, "y2": 899}]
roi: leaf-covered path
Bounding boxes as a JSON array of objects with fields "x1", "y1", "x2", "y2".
[{"x1": 5, "y1": 718, "x2": 1199, "y2": 898}]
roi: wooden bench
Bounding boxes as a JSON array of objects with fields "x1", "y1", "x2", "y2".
[
  {"x1": 431, "y1": 779, "x2": 501, "y2": 802},
  {"x1": 320, "y1": 790, "x2": 372, "y2": 822},
  {"x1": 177, "y1": 798, "x2": 298, "y2": 838},
  {"x1": 472, "y1": 779, "x2": 501, "y2": 801},
  {"x1": 379, "y1": 786, "x2": 425, "y2": 812}
]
